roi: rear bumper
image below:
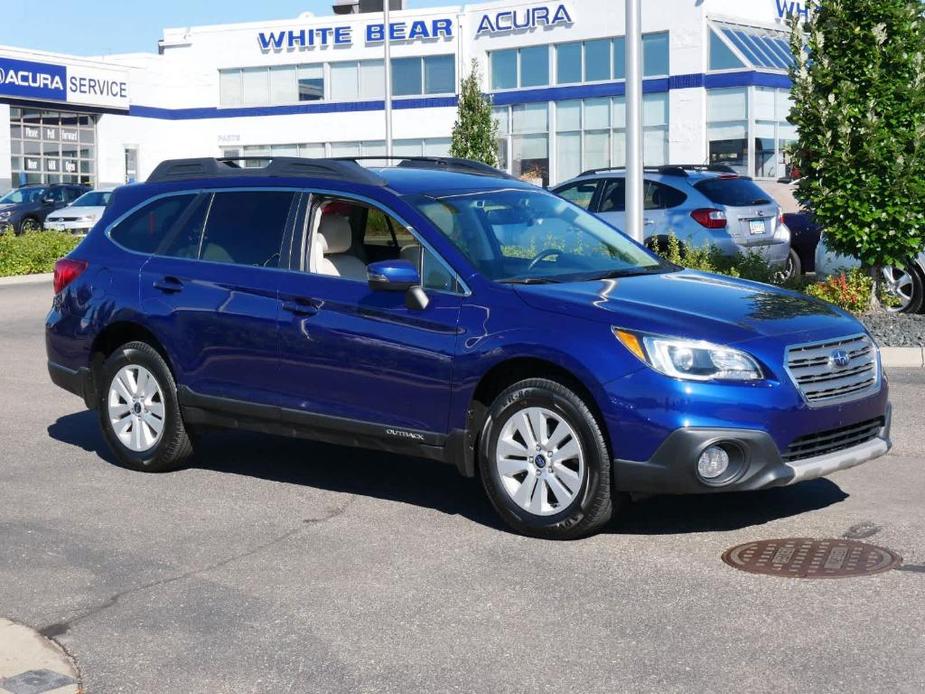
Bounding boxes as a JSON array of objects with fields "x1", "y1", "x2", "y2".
[
  {"x1": 613, "y1": 405, "x2": 892, "y2": 494},
  {"x1": 48, "y1": 360, "x2": 94, "y2": 407}
]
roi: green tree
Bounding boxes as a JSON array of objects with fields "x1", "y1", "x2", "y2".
[
  {"x1": 450, "y1": 59, "x2": 500, "y2": 167},
  {"x1": 788, "y1": 0, "x2": 925, "y2": 308}
]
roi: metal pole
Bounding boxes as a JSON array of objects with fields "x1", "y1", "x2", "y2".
[
  {"x1": 383, "y1": 1, "x2": 393, "y2": 156},
  {"x1": 625, "y1": 0, "x2": 644, "y2": 243}
]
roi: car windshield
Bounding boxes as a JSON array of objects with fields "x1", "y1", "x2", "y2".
[
  {"x1": 694, "y1": 177, "x2": 771, "y2": 207},
  {"x1": 410, "y1": 188, "x2": 671, "y2": 283},
  {"x1": 72, "y1": 191, "x2": 112, "y2": 207},
  {"x1": 0, "y1": 187, "x2": 48, "y2": 204}
]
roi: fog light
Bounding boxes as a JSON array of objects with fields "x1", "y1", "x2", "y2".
[{"x1": 698, "y1": 445, "x2": 730, "y2": 480}]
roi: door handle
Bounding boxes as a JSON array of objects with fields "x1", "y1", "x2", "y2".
[
  {"x1": 644, "y1": 218, "x2": 656, "y2": 225},
  {"x1": 152, "y1": 276, "x2": 183, "y2": 293},
  {"x1": 281, "y1": 299, "x2": 319, "y2": 317}
]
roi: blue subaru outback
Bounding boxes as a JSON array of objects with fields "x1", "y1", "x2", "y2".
[{"x1": 46, "y1": 157, "x2": 892, "y2": 539}]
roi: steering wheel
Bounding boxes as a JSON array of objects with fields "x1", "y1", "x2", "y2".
[{"x1": 527, "y1": 248, "x2": 563, "y2": 271}]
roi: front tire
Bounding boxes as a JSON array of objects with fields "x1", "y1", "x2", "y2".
[
  {"x1": 18, "y1": 217, "x2": 40, "y2": 234},
  {"x1": 97, "y1": 341, "x2": 193, "y2": 472},
  {"x1": 479, "y1": 378, "x2": 615, "y2": 540},
  {"x1": 883, "y1": 265, "x2": 924, "y2": 314}
]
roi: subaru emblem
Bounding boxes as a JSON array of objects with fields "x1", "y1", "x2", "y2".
[{"x1": 830, "y1": 349, "x2": 851, "y2": 369}]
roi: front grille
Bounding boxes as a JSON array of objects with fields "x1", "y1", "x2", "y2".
[
  {"x1": 782, "y1": 417, "x2": 884, "y2": 462},
  {"x1": 786, "y1": 334, "x2": 879, "y2": 405}
]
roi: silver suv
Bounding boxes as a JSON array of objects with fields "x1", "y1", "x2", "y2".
[{"x1": 552, "y1": 166, "x2": 792, "y2": 268}]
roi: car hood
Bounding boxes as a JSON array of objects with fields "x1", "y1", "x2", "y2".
[
  {"x1": 47, "y1": 205, "x2": 105, "y2": 220},
  {"x1": 513, "y1": 270, "x2": 863, "y2": 346}
]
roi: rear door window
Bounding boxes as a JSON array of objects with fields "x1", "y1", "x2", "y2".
[
  {"x1": 110, "y1": 194, "x2": 197, "y2": 254},
  {"x1": 644, "y1": 182, "x2": 687, "y2": 210},
  {"x1": 200, "y1": 191, "x2": 296, "y2": 268},
  {"x1": 694, "y1": 178, "x2": 772, "y2": 207},
  {"x1": 599, "y1": 179, "x2": 626, "y2": 212},
  {"x1": 157, "y1": 195, "x2": 211, "y2": 259}
]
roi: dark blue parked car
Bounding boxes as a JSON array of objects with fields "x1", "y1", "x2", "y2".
[{"x1": 46, "y1": 157, "x2": 892, "y2": 539}]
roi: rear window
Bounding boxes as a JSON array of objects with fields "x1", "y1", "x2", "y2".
[
  {"x1": 110, "y1": 195, "x2": 197, "y2": 254},
  {"x1": 694, "y1": 178, "x2": 772, "y2": 207}
]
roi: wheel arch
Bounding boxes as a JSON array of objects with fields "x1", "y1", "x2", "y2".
[
  {"x1": 87, "y1": 321, "x2": 177, "y2": 406},
  {"x1": 451, "y1": 355, "x2": 612, "y2": 478}
]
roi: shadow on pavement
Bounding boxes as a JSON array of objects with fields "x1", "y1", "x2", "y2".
[{"x1": 48, "y1": 410, "x2": 848, "y2": 537}]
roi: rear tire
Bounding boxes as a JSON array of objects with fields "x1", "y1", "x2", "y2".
[
  {"x1": 97, "y1": 341, "x2": 193, "y2": 472},
  {"x1": 478, "y1": 378, "x2": 616, "y2": 540},
  {"x1": 18, "y1": 217, "x2": 40, "y2": 234}
]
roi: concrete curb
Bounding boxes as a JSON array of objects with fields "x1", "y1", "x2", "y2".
[
  {"x1": 0, "y1": 273, "x2": 53, "y2": 287},
  {"x1": 881, "y1": 347, "x2": 925, "y2": 368},
  {"x1": 0, "y1": 618, "x2": 79, "y2": 693}
]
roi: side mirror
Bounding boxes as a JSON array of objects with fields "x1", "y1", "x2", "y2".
[
  {"x1": 367, "y1": 259, "x2": 420, "y2": 292},
  {"x1": 367, "y1": 259, "x2": 429, "y2": 311}
]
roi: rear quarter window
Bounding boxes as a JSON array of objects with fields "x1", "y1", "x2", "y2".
[
  {"x1": 694, "y1": 178, "x2": 772, "y2": 207},
  {"x1": 109, "y1": 194, "x2": 197, "y2": 254}
]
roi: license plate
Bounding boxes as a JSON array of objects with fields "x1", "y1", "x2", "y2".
[{"x1": 749, "y1": 219, "x2": 766, "y2": 235}]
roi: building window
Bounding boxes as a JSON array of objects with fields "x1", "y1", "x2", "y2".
[
  {"x1": 754, "y1": 87, "x2": 797, "y2": 179},
  {"x1": 493, "y1": 106, "x2": 510, "y2": 170},
  {"x1": 392, "y1": 55, "x2": 456, "y2": 97},
  {"x1": 392, "y1": 57, "x2": 423, "y2": 96},
  {"x1": 424, "y1": 55, "x2": 456, "y2": 94},
  {"x1": 242, "y1": 67, "x2": 269, "y2": 106},
  {"x1": 491, "y1": 49, "x2": 517, "y2": 90},
  {"x1": 269, "y1": 65, "x2": 297, "y2": 104},
  {"x1": 331, "y1": 62, "x2": 360, "y2": 101},
  {"x1": 709, "y1": 29, "x2": 746, "y2": 71},
  {"x1": 643, "y1": 32, "x2": 670, "y2": 77},
  {"x1": 549, "y1": 33, "x2": 669, "y2": 88},
  {"x1": 511, "y1": 103, "x2": 549, "y2": 185},
  {"x1": 519, "y1": 45, "x2": 550, "y2": 88},
  {"x1": 8, "y1": 108, "x2": 96, "y2": 186},
  {"x1": 584, "y1": 39, "x2": 611, "y2": 82},
  {"x1": 298, "y1": 65, "x2": 324, "y2": 101},
  {"x1": 491, "y1": 46, "x2": 550, "y2": 90},
  {"x1": 707, "y1": 88, "x2": 749, "y2": 174},
  {"x1": 358, "y1": 60, "x2": 385, "y2": 100},
  {"x1": 556, "y1": 42, "x2": 582, "y2": 85},
  {"x1": 393, "y1": 138, "x2": 452, "y2": 157},
  {"x1": 554, "y1": 94, "x2": 669, "y2": 183}
]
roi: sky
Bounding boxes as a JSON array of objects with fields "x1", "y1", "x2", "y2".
[{"x1": 0, "y1": 0, "x2": 451, "y2": 56}]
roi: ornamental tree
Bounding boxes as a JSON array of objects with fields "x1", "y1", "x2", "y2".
[
  {"x1": 450, "y1": 59, "x2": 500, "y2": 167},
  {"x1": 788, "y1": 0, "x2": 925, "y2": 307}
]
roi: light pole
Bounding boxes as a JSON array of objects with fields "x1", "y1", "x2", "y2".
[
  {"x1": 383, "y1": 1, "x2": 393, "y2": 156},
  {"x1": 625, "y1": 0, "x2": 644, "y2": 243}
]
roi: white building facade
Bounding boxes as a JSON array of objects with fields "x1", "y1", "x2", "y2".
[{"x1": 0, "y1": 0, "x2": 810, "y2": 191}]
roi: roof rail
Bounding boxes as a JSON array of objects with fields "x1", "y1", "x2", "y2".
[
  {"x1": 578, "y1": 163, "x2": 740, "y2": 178},
  {"x1": 334, "y1": 155, "x2": 515, "y2": 180},
  {"x1": 146, "y1": 157, "x2": 387, "y2": 186}
]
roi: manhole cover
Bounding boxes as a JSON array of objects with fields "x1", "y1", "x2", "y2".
[{"x1": 722, "y1": 538, "x2": 902, "y2": 578}]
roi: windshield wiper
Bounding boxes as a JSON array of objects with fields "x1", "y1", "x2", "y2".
[
  {"x1": 497, "y1": 277, "x2": 561, "y2": 285},
  {"x1": 583, "y1": 267, "x2": 668, "y2": 280}
]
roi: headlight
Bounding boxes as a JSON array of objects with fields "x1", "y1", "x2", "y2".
[
  {"x1": 0, "y1": 211, "x2": 10, "y2": 220},
  {"x1": 614, "y1": 329, "x2": 763, "y2": 382},
  {"x1": 77, "y1": 215, "x2": 95, "y2": 222}
]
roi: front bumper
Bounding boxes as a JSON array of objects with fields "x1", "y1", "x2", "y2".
[
  {"x1": 45, "y1": 220, "x2": 92, "y2": 234},
  {"x1": 613, "y1": 406, "x2": 892, "y2": 494}
]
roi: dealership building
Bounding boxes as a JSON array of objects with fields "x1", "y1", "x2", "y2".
[{"x1": 0, "y1": 0, "x2": 806, "y2": 191}]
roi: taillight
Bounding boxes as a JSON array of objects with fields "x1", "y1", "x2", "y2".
[
  {"x1": 53, "y1": 258, "x2": 88, "y2": 294},
  {"x1": 690, "y1": 209, "x2": 728, "y2": 229}
]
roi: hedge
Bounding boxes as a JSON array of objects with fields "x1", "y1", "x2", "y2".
[{"x1": 0, "y1": 232, "x2": 81, "y2": 277}]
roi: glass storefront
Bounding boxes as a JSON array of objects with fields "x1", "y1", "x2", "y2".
[
  {"x1": 706, "y1": 87, "x2": 796, "y2": 179},
  {"x1": 8, "y1": 107, "x2": 96, "y2": 186}
]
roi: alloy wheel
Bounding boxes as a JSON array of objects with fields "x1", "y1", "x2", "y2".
[
  {"x1": 882, "y1": 266, "x2": 915, "y2": 313},
  {"x1": 107, "y1": 364, "x2": 166, "y2": 452},
  {"x1": 494, "y1": 406, "x2": 585, "y2": 517}
]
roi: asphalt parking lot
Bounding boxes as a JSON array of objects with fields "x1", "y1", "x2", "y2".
[{"x1": 1, "y1": 279, "x2": 923, "y2": 693}]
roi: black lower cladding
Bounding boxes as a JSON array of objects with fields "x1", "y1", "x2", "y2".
[
  {"x1": 612, "y1": 412, "x2": 891, "y2": 495},
  {"x1": 177, "y1": 386, "x2": 453, "y2": 464},
  {"x1": 47, "y1": 361, "x2": 93, "y2": 405}
]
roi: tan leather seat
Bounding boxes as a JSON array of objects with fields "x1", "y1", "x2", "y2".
[{"x1": 311, "y1": 214, "x2": 367, "y2": 280}]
